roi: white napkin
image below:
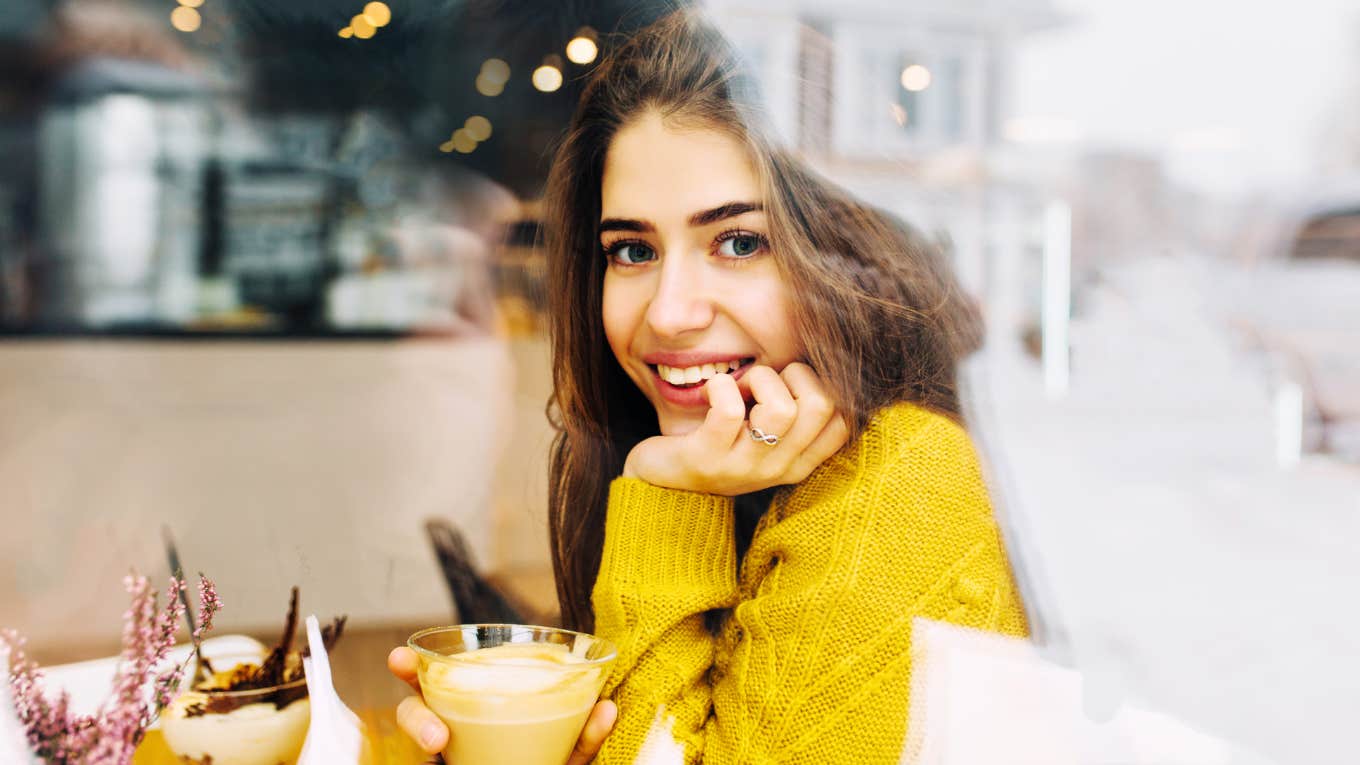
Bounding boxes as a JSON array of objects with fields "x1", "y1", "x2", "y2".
[
  {"x1": 297, "y1": 616, "x2": 364, "y2": 765},
  {"x1": 0, "y1": 645, "x2": 40, "y2": 765},
  {"x1": 901, "y1": 618, "x2": 1269, "y2": 765}
]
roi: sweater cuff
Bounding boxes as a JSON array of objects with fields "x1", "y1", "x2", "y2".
[{"x1": 601, "y1": 477, "x2": 738, "y2": 594}]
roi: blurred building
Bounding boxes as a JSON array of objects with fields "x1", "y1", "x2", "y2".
[{"x1": 706, "y1": 0, "x2": 1064, "y2": 294}]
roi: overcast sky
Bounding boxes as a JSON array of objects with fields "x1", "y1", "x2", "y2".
[{"x1": 1012, "y1": 0, "x2": 1360, "y2": 195}]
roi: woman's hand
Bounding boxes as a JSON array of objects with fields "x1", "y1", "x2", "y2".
[
  {"x1": 623, "y1": 362, "x2": 850, "y2": 496},
  {"x1": 387, "y1": 647, "x2": 618, "y2": 764}
]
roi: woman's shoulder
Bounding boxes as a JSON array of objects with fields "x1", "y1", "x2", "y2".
[
  {"x1": 796, "y1": 400, "x2": 983, "y2": 504},
  {"x1": 773, "y1": 399, "x2": 995, "y2": 543},
  {"x1": 854, "y1": 400, "x2": 977, "y2": 470}
]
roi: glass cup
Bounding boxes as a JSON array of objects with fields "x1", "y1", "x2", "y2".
[
  {"x1": 408, "y1": 624, "x2": 617, "y2": 765},
  {"x1": 160, "y1": 677, "x2": 310, "y2": 765}
]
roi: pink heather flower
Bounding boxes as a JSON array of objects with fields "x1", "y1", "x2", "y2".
[
  {"x1": 3, "y1": 572, "x2": 221, "y2": 765},
  {"x1": 193, "y1": 575, "x2": 222, "y2": 644}
]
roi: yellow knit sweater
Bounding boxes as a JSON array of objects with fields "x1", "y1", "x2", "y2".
[{"x1": 590, "y1": 401, "x2": 1029, "y2": 764}]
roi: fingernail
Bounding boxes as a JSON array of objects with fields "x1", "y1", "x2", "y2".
[{"x1": 420, "y1": 720, "x2": 443, "y2": 750}]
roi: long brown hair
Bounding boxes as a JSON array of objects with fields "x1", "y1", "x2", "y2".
[{"x1": 543, "y1": 10, "x2": 982, "y2": 631}]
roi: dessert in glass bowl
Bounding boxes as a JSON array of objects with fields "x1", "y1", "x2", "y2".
[{"x1": 160, "y1": 588, "x2": 344, "y2": 765}]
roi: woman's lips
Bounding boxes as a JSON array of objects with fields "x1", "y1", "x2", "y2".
[{"x1": 649, "y1": 359, "x2": 755, "y2": 407}]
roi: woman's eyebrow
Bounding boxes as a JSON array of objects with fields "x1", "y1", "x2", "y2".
[
  {"x1": 688, "y1": 201, "x2": 763, "y2": 227},
  {"x1": 598, "y1": 201, "x2": 764, "y2": 235},
  {"x1": 599, "y1": 217, "x2": 653, "y2": 234}
]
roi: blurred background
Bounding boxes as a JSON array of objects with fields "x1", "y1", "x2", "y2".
[{"x1": 0, "y1": 0, "x2": 1356, "y2": 762}]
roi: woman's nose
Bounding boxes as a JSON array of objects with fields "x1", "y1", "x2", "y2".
[{"x1": 644, "y1": 255, "x2": 714, "y2": 338}]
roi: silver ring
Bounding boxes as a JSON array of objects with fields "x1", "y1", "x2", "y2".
[{"x1": 749, "y1": 426, "x2": 780, "y2": 446}]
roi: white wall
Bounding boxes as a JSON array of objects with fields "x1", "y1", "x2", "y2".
[{"x1": 0, "y1": 337, "x2": 521, "y2": 652}]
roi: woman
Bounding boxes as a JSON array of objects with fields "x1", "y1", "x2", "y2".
[{"x1": 391, "y1": 10, "x2": 1028, "y2": 763}]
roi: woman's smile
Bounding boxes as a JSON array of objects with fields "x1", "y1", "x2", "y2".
[{"x1": 645, "y1": 355, "x2": 758, "y2": 407}]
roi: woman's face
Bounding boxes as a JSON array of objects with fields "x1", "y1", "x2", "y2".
[{"x1": 600, "y1": 111, "x2": 803, "y2": 436}]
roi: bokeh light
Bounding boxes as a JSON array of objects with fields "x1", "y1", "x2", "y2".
[
  {"x1": 362, "y1": 2, "x2": 391, "y2": 27},
  {"x1": 170, "y1": 6, "x2": 201, "y2": 33},
  {"x1": 452, "y1": 130, "x2": 477, "y2": 154},
  {"x1": 351, "y1": 14, "x2": 376, "y2": 39},
  {"x1": 480, "y1": 59, "x2": 511, "y2": 86},
  {"x1": 464, "y1": 116, "x2": 492, "y2": 142},
  {"x1": 178, "y1": 0, "x2": 205, "y2": 8},
  {"x1": 566, "y1": 37, "x2": 598, "y2": 65},
  {"x1": 900, "y1": 64, "x2": 932, "y2": 92},
  {"x1": 338, "y1": 27, "x2": 354, "y2": 38},
  {"x1": 475, "y1": 74, "x2": 505, "y2": 97},
  {"x1": 532, "y1": 65, "x2": 563, "y2": 93}
]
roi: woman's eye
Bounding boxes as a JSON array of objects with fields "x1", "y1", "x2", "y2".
[
  {"x1": 607, "y1": 242, "x2": 656, "y2": 265},
  {"x1": 717, "y1": 233, "x2": 766, "y2": 258}
]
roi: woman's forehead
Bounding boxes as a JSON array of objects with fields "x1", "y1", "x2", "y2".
[{"x1": 600, "y1": 112, "x2": 761, "y2": 223}]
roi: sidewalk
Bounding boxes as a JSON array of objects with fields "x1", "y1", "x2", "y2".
[{"x1": 974, "y1": 256, "x2": 1359, "y2": 765}]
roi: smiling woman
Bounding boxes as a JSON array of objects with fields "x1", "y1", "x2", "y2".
[{"x1": 391, "y1": 8, "x2": 1027, "y2": 764}]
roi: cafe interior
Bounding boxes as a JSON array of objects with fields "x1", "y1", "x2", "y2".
[{"x1": 0, "y1": 0, "x2": 682, "y2": 760}]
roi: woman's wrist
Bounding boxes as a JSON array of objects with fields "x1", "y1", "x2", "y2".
[{"x1": 600, "y1": 477, "x2": 738, "y2": 592}]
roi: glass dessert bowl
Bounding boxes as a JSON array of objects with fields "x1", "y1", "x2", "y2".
[
  {"x1": 160, "y1": 675, "x2": 310, "y2": 765},
  {"x1": 160, "y1": 587, "x2": 344, "y2": 765}
]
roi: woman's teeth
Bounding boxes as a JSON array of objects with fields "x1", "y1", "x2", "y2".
[{"x1": 656, "y1": 359, "x2": 748, "y2": 386}]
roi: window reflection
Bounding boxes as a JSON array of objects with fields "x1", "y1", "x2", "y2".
[{"x1": 0, "y1": 1, "x2": 1356, "y2": 764}]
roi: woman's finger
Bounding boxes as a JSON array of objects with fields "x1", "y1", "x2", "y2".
[
  {"x1": 566, "y1": 699, "x2": 618, "y2": 765},
  {"x1": 696, "y1": 373, "x2": 747, "y2": 451},
  {"x1": 744, "y1": 365, "x2": 798, "y2": 448},
  {"x1": 773, "y1": 362, "x2": 838, "y2": 453},
  {"x1": 396, "y1": 695, "x2": 449, "y2": 754},
  {"x1": 387, "y1": 646, "x2": 422, "y2": 694},
  {"x1": 778, "y1": 362, "x2": 833, "y2": 411}
]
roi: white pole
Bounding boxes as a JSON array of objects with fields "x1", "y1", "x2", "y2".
[
  {"x1": 1275, "y1": 382, "x2": 1303, "y2": 469},
  {"x1": 1042, "y1": 200, "x2": 1072, "y2": 399}
]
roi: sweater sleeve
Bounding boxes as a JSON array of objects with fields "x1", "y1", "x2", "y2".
[
  {"x1": 592, "y1": 410, "x2": 1029, "y2": 764},
  {"x1": 590, "y1": 477, "x2": 739, "y2": 764}
]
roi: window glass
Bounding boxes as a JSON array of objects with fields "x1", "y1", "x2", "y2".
[{"x1": 1, "y1": 2, "x2": 1357, "y2": 764}]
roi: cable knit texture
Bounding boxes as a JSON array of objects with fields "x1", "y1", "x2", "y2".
[{"x1": 591, "y1": 401, "x2": 1029, "y2": 764}]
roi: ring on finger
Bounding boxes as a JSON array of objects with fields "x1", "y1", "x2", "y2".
[{"x1": 749, "y1": 426, "x2": 780, "y2": 446}]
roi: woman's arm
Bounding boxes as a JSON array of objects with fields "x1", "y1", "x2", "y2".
[
  {"x1": 595, "y1": 405, "x2": 1027, "y2": 764},
  {"x1": 590, "y1": 477, "x2": 739, "y2": 763}
]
